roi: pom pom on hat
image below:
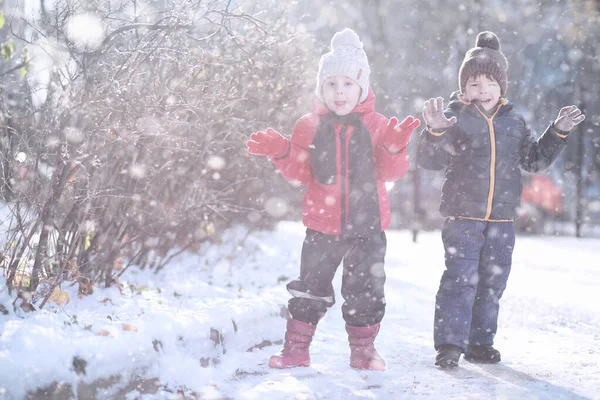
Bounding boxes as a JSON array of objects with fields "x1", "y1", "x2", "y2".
[
  {"x1": 475, "y1": 31, "x2": 500, "y2": 50},
  {"x1": 330, "y1": 28, "x2": 363, "y2": 50},
  {"x1": 459, "y1": 31, "x2": 509, "y2": 96},
  {"x1": 315, "y1": 28, "x2": 370, "y2": 103}
]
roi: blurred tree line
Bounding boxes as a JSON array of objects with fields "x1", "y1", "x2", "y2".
[{"x1": 0, "y1": 0, "x2": 598, "y2": 293}]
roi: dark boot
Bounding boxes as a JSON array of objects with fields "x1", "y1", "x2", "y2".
[
  {"x1": 269, "y1": 319, "x2": 316, "y2": 368},
  {"x1": 346, "y1": 323, "x2": 386, "y2": 371},
  {"x1": 435, "y1": 344, "x2": 463, "y2": 369},
  {"x1": 465, "y1": 345, "x2": 501, "y2": 363}
]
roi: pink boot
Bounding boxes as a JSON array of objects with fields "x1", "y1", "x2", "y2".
[
  {"x1": 346, "y1": 323, "x2": 386, "y2": 371},
  {"x1": 269, "y1": 319, "x2": 316, "y2": 368}
]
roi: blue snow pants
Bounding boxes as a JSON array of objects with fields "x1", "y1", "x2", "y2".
[
  {"x1": 286, "y1": 228, "x2": 387, "y2": 327},
  {"x1": 434, "y1": 218, "x2": 515, "y2": 351}
]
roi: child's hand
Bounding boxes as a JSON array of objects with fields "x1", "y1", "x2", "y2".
[
  {"x1": 554, "y1": 105, "x2": 585, "y2": 132},
  {"x1": 246, "y1": 128, "x2": 289, "y2": 158},
  {"x1": 422, "y1": 97, "x2": 457, "y2": 130},
  {"x1": 383, "y1": 116, "x2": 421, "y2": 152}
]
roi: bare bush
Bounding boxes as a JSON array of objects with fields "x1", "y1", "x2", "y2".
[{"x1": 1, "y1": 0, "x2": 315, "y2": 290}]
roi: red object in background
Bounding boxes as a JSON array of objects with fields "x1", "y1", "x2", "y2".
[{"x1": 521, "y1": 175, "x2": 564, "y2": 215}]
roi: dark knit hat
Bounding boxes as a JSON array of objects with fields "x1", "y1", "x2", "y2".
[{"x1": 459, "y1": 31, "x2": 508, "y2": 96}]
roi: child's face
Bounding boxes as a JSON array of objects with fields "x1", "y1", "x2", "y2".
[
  {"x1": 464, "y1": 74, "x2": 501, "y2": 111},
  {"x1": 322, "y1": 75, "x2": 361, "y2": 116}
]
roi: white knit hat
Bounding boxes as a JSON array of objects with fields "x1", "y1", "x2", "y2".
[{"x1": 315, "y1": 28, "x2": 370, "y2": 103}]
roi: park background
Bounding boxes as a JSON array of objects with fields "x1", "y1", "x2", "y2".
[{"x1": 0, "y1": 0, "x2": 599, "y2": 398}]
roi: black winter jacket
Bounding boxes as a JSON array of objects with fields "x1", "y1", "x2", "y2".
[{"x1": 418, "y1": 91, "x2": 569, "y2": 221}]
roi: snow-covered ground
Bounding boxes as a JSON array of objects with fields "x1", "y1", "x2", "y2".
[{"x1": 1, "y1": 221, "x2": 599, "y2": 399}]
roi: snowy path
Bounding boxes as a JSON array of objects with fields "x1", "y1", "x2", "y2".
[
  {"x1": 212, "y1": 228, "x2": 600, "y2": 400},
  {"x1": 1, "y1": 222, "x2": 599, "y2": 399}
]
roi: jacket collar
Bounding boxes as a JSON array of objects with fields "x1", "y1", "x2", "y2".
[{"x1": 448, "y1": 90, "x2": 512, "y2": 117}]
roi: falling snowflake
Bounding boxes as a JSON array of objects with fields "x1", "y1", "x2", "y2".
[{"x1": 66, "y1": 14, "x2": 105, "y2": 51}]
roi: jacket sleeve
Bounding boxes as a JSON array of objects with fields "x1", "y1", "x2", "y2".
[
  {"x1": 519, "y1": 118, "x2": 569, "y2": 173},
  {"x1": 417, "y1": 110, "x2": 456, "y2": 171},
  {"x1": 375, "y1": 140, "x2": 409, "y2": 182},
  {"x1": 271, "y1": 117, "x2": 313, "y2": 184},
  {"x1": 374, "y1": 116, "x2": 411, "y2": 182}
]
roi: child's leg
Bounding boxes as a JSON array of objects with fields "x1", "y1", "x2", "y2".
[
  {"x1": 341, "y1": 231, "x2": 387, "y2": 371},
  {"x1": 469, "y1": 221, "x2": 515, "y2": 346},
  {"x1": 286, "y1": 229, "x2": 346, "y2": 325},
  {"x1": 339, "y1": 231, "x2": 387, "y2": 326},
  {"x1": 434, "y1": 218, "x2": 486, "y2": 351}
]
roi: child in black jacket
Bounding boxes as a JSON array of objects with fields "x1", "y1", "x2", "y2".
[{"x1": 418, "y1": 31, "x2": 585, "y2": 369}]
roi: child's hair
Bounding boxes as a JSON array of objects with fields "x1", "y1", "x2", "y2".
[
  {"x1": 315, "y1": 28, "x2": 371, "y2": 103},
  {"x1": 459, "y1": 31, "x2": 509, "y2": 96}
]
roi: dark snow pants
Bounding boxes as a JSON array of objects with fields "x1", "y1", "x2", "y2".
[
  {"x1": 286, "y1": 228, "x2": 387, "y2": 327},
  {"x1": 434, "y1": 218, "x2": 515, "y2": 351}
]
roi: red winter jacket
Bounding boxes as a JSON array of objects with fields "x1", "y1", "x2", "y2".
[{"x1": 272, "y1": 89, "x2": 409, "y2": 235}]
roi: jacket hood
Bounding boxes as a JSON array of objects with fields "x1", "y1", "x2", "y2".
[{"x1": 312, "y1": 87, "x2": 376, "y2": 116}]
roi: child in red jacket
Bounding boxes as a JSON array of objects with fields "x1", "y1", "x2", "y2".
[{"x1": 246, "y1": 28, "x2": 420, "y2": 371}]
